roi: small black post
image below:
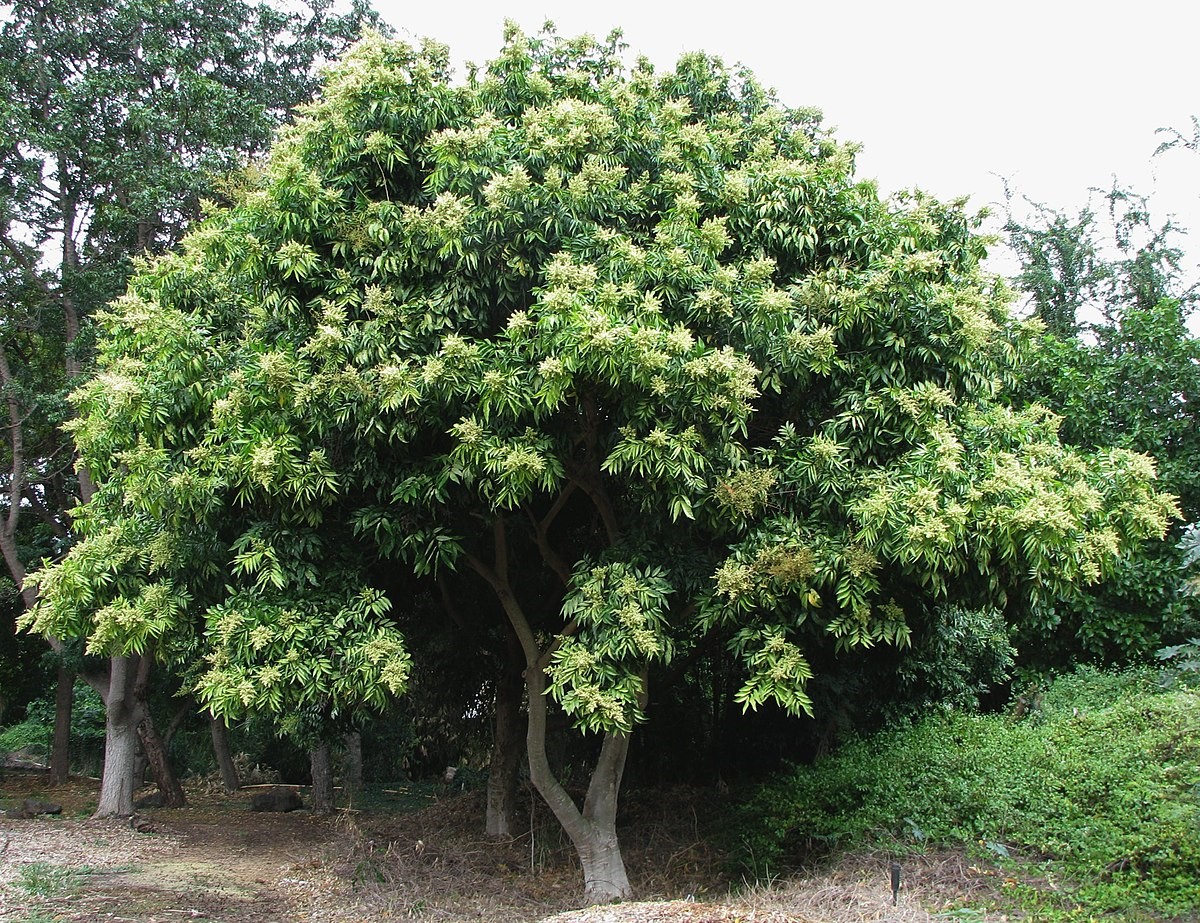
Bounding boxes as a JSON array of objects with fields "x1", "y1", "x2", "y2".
[{"x1": 890, "y1": 861, "x2": 901, "y2": 905}]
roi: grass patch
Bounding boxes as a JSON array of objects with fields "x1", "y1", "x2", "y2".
[
  {"x1": 13, "y1": 861, "x2": 91, "y2": 898},
  {"x1": 733, "y1": 666, "x2": 1200, "y2": 920}
]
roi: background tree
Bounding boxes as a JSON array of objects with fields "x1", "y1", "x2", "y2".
[
  {"x1": 0, "y1": 0, "x2": 387, "y2": 813},
  {"x1": 30, "y1": 26, "x2": 1175, "y2": 900},
  {"x1": 1004, "y1": 186, "x2": 1200, "y2": 664}
]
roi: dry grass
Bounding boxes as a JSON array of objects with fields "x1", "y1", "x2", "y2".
[
  {"x1": 0, "y1": 772, "x2": 1019, "y2": 923},
  {"x1": 304, "y1": 788, "x2": 1015, "y2": 923}
]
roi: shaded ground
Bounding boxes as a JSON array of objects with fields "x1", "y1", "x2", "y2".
[{"x1": 1, "y1": 772, "x2": 1014, "y2": 923}]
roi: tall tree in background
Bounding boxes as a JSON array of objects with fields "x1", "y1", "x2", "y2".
[
  {"x1": 0, "y1": 0, "x2": 386, "y2": 811},
  {"x1": 30, "y1": 27, "x2": 1174, "y2": 899},
  {"x1": 1005, "y1": 184, "x2": 1200, "y2": 663}
]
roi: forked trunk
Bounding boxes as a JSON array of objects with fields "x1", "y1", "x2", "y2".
[
  {"x1": 523, "y1": 659, "x2": 634, "y2": 902},
  {"x1": 209, "y1": 716, "x2": 240, "y2": 793},
  {"x1": 468, "y1": 521, "x2": 636, "y2": 901},
  {"x1": 309, "y1": 744, "x2": 334, "y2": 814},
  {"x1": 49, "y1": 666, "x2": 74, "y2": 785}
]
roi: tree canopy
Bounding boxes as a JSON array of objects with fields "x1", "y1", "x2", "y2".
[
  {"x1": 26, "y1": 25, "x2": 1177, "y2": 898},
  {"x1": 1, "y1": 0, "x2": 389, "y2": 814}
]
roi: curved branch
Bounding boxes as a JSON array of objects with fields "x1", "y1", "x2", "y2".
[{"x1": 523, "y1": 482, "x2": 576, "y2": 588}]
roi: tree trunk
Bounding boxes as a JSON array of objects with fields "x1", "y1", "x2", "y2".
[
  {"x1": 94, "y1": 656, "x2": 141, "y2": 817},
  {"x1": 128, "y1": 651, "x2": 185, "y2": 807},
  {"x1": 578, "y1": 825, "x2": 632, "y2": 905},
  {"x1": 309, "y1": 744, "x2": 334, "y2": 814},
  {"x1": 579, "y1": 731, "x2": 634, "y2": 902},
  {"x1": 49, "y1": 665, "x2": 74, "y2": 785},
  {"x1": 137, "y1": 709, "x2": 186, "y2": 807},
  {"x1": 342, "y1": 731, "x2": 363, "y2": 803},
  {"x1": 209, "y1": 716, "x2": 240, "y2": 793},
  {"x1": 524, "y1": 660, "x2": 632, "y2": 902},
  {"x1": 486, "y1": 646, "x2": 525, "y2": 838},
  {"x1": 466, "y1": 523, "x2": 635, "y2": 902}
]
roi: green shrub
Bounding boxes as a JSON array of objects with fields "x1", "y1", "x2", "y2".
[
  {"x1": 734, "y1": 667, "x2": 1200, "y2": 917},
  {"x1": 0, "y1": 682, "x2": 106, "y2": 772}
]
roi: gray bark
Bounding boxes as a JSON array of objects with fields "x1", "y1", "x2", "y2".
[
  {"x1": 94, "y1": 656, "x2": 142, "y2": 817},
  {"x1": 466, "y1": 517, "x2": 635, "y2": 901}
]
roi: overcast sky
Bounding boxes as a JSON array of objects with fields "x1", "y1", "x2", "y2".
[{"x1": 371, "y1": 0, "x2": 1200, "y2": 276}]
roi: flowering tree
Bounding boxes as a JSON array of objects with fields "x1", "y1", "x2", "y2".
[{"x1": 29, "y1": 26, "x2": 1175, "y2": 899}]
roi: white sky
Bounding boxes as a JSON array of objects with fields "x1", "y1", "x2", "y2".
[{"x1": 372, "y1": 0, "x2": 1200, "y2": 279}]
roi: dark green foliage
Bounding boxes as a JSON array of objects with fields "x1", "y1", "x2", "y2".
[
  {"x1": 1156, "y1": 636, "x2": 1200, "y2": 689},
  {"x1": 733, "y1": 668, "x2": 1200, "y2": 918},
  {"x1": 1005, "y1": 185, "x2": 1200, "y2": 667},
  {"x1": 0, "y1": 681, "x2": 106, "y2": 772},
  {"x1": 0, "y1": 578, "x2": 51, "y2": 723}
]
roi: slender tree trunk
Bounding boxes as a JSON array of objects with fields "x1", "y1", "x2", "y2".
[
  {"x1": 137, "y1": 710, "x2": 186, "y2": 807},
  {"x1": 0, "y1": 343, "x2": 39, "y2": 612},
  {"x1": 309, "y1": 744, "x2": 334, "y2": 814},
  {"x1": 486, "y1": 642, "x2": 525, "y2": 838},
  {"x1": 342, "y1": 731, "x2": 363, "y2": 804},
  {"x1": 209, "y1": 716, "x2": 240, "y2": 793},
  {"x1": 49, "y1": 665, "x2": 74, "y2": 784},
  {"x1": 128, "y1": 651, "x2": 185, "y2": 807},
  {"x1": 95, "y1": 656, "x2": 141, "y2": 817}
]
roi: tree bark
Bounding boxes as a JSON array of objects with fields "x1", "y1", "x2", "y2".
[
  {"x1": 466, "y1": 523, "x2": 634, "y2": 901},
  {"x1": 486, "y1": 638, "x2": 525, "y2": 838},
  {"x1": 525, "y1": 662, "x2": 633, "y2": 902},
  {"x1": 94, "y1": 655, "x2": 141, "y2": 817},
  {"x1": 209, "y1": 715, "x2": 240, "y2": 793},
  {"x1": 49, "y1": 665, "x2": 74, "y2": 785},
  {"x1": 342, "y1": 731, "x2": 363, "y2": 803},
  {"x1": 128, "y1": 650, "x2": 185, "y2": 807},
  {"x1": 137, "y1": 710, "x2": 186, "y2": 807},
  {"x1": 309, "y1": 743, "x2": 334, "y2": 814}
]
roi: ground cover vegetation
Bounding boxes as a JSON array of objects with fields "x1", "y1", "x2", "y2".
[
  {"x1": 15, "y1": 19, "x2": 1181, "y2": 905},
  {"x1": 733, "y1": 666, "x2": 1200, "y2": 921}
]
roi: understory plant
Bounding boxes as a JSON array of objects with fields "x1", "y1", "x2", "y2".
[{"x1": 735, "y1": 666, "x2": 1200, "y2": 918}]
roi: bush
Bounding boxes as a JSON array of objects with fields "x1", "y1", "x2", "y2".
[{"x1": 734, "y1": 667, "x2": 1200, "y2": 917}]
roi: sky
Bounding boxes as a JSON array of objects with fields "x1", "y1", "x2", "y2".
[{"x1": 371, "y1": 0, "x2": 1200, "y2": 281}]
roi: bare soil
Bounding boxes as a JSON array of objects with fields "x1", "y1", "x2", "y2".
[{"x1": 0, "y1": 772, "x2": 1011, "y2": 923}]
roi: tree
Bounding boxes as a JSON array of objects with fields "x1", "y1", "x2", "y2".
[
  {"x1": 29, "y1": 26, "x2": 1175, "y2": 900},
  {"x1": 1004, "y1": 187, "x2": 1200, "y2": 663},
  {"x1": 1, "y1": 0, "x2": 387, "y2": 815}
]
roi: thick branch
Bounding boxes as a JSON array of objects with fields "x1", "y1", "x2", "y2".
[
  {"x1": 1, "y1": 341, "x2": 27, "y2": 541},
  {"x1": 461, "y1": 521, "x2": 540, "y2": 669},
  {"x1": 523, "y1": 482, "x2": 576, "y2": 588},
  {"x1": 21, "y1": 486, "x2": 69, "y2": 538},
  {"x1": 0, "y1": 232, "x2": 64, "y2": 307}
]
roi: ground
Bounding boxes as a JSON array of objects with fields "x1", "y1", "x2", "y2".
[{"x1": 0, "y1": 772, "x2": 1010, "y2": 923}]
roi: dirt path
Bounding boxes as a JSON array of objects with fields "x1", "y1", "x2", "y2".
[{"x1": 0, "y1": 807, "x2": 349, "y2": 923}]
